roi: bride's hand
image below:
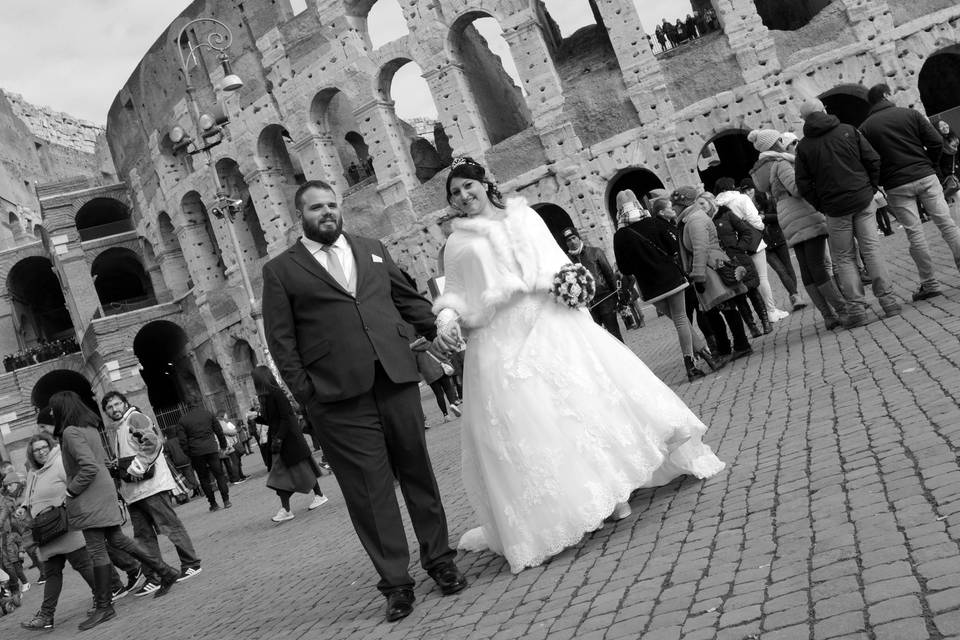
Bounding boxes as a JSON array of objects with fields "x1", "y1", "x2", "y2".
[{"x1": 435, "y1": 308, "x2": 463, "y2": 353}]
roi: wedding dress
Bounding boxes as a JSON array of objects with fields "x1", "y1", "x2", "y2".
[{"x1": 433, "y1": 198, "x2": 726, "y2": 573}]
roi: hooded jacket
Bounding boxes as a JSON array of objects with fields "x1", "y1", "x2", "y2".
[
  {"x1": 795, "y1": 112, "x2": 881, "y2": 217},
  {"x1": 714, "y1": 190, "x2": 767, "y2": 253},
  {"x1": 859, "y1": 100, "x2": 943, "y2": 190},
  {"x1": 23, "y1": 446, "x2": 87, "y2": 559},
  {"x1": 751, "y1": 152, "x2": 828, "y2": 247}
]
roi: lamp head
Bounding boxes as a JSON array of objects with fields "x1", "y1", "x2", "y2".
[
  {"x1": 169, "y1": 125, "x2": 187, "y2": 144},
  {"x1": 218, "y1": 55, "x2": 243, "y2": 92}
]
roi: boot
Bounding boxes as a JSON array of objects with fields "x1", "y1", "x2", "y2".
[
  {"x1": 684, "y1": 356, "x2": 706, "y2": 382},
  {"x1": 745, "y1": 319, "x2": 762, "y2": 338},
  {"x1": 815, "y1": 281, "x2": 851, "y2": 329},
  {"x1": 704, "y1": 334, "x2": 717, "y2": 354},
  {"x1": 78, "y1": 565, "x2": 115, "y2": 631},
  {"x1": 696, "y1": 347, "x2": 728, "y2": 372},
  {"x1": 756, "y1": 303, "x2": 773, "y2": 335},
  {"x1": 805, "y1": 284, "x2": 840, "y2": 330},
  {"x1": 789, "y1": 292, "x2": 807, "y2": 310}
]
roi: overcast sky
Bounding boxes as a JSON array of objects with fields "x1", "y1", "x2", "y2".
[{"x1": 0, "y1": 0, "x2": 691, "y2": 125}]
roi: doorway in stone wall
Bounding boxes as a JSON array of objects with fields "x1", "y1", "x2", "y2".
[
  {"x1": 133, "y1": 320, "x2": 198, "y2": 415},
  {"x1": 698, "y1": 129, "x2": 758, "y2": 194},
  {"x1": 605, "y1": 168, "x2": 666, "y2": 222},
  {"x1": 919, "y1": 43, "x2": 960, "y2": 131},
  {"x1": 31, "y1": 369, "x2": 98, "y2": 413},
  {"x1": 532, "y1": 203, "x2": 576, "y2": 249},
  {"x1": 819, "y1": 84, "x2": 870, "y2": 127}
]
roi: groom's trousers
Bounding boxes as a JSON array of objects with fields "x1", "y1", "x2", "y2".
[{"x1": 306, "y1": 363, "x2": 456, "y2": 594}]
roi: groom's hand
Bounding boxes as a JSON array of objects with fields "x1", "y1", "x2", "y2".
[{"x1": 433, "y1": 332, "x2": 460, "y2": 355}]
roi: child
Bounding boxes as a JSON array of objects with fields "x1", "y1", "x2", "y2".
[{"x1": 0, "y1": 473, "x2": 29, "y2": 596}]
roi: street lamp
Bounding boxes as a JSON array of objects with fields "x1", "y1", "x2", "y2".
[{"x1": 171, "y1": 18, "x2": 276, "y2": 378}]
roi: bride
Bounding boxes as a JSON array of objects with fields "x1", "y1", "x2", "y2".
[{"x1": 433, "y1": 158, "x2": 726, "y2": 573}]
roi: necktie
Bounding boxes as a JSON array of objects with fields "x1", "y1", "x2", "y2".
[{"x1": 322, "y1": 245, "x2": 352, "y2": 294}]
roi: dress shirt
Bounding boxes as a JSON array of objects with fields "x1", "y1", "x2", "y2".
[{"x1": 301, "y1": 233, "x2": 355, "y2": 287}]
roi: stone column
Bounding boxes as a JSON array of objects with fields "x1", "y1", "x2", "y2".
[
  {"x1": 58, "y1": 251, "x2": 100, "y2": 327},
  {"x1": 244, "y1": 168, "x2": 296, "y2": 254},
  {"x1": 156, "y1": 246, "x2": 192, "y2": 297},
  {"x1": 174, "y1": 221, "x2": 225, "y2": 293},
  {"x1": 500, "y1": 12, "x2": 584, "y2": 161},
  {"x1": 593, "y1": 0, "x2": 675, "y2": 123},
  {"x1": 422, "y1": 58, "x2": 491, "y2": 159},
  {"x1": 352, "y1": 98, "x2": 420, "y2": 190},
  {"x1": 839, "y1": 0, "x2": 894, "y2": 43},
  {"x1": 711, "y1": 0, "x2": 780, "y2": 83}
]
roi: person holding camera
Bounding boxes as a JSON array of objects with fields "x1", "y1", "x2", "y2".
[{"x1": 102, "y1": 392, "x2": 202, "y2": 596}]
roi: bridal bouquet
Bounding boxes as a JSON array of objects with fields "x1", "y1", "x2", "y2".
[{"x1": 550, "y1": 263, "x2": 596, "y2": 309}]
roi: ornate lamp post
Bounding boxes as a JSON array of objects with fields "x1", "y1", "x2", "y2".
[{"x1": 170, "y1": 18, "x2": 276, "y2": 376}]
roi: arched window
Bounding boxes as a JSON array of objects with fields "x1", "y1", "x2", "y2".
[
  {"x1": 91, "y1": 247, "x2": 157, "y2": 315},
  {"x1": 752, "y1": 0, "x2": 832, "y2": 31},
  {"x1": 7, "y1": 256, "x2": 74, "y2": 346},
  {"x1": 449, "y1": 13, "x2": 532, "y2": 145},
  {"x1": 180, "y1": 191, "x2": 227, "y2": 285},
  {"x1": 364, "y1": 0, "x2": 408, "y2": 49},
  {"x1": 216, "y1": 158, "x2": 269, "y2": 259},
  {"x1": 32, "y1": 370, "x2": 97, "y2": 413},
  {"x1": 134, "y1": 320, "x2": 196, "y2": 414},
  {"x1": 605, "y1": 168, "x2": 667, "y2": 221},
  {"x1": 697, "y1": 129, "x2": 758, "y2": 193},
  {"x1": 75, "y1": 197, "x2": 133, "y2": 241},
  {"x1": 532, "y1": 203, "x2": 576, "y2": 249},
  {"x1": 819, "y1": 85, "x2": 870, "y2": 127},
  {"x1": 919, "y1": 44, "x2": 960, "y2": 118},
  {"x1": 257, "y1": 125, "x2": 306, "y2": 185}
]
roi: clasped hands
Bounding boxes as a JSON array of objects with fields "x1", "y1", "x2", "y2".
[{"x1": 432, "y1": 308, "x2": 464, "y2": 355}]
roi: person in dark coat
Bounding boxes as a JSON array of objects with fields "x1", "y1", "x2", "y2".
[
  {"x1": 795, "y1": 98, "x2": 901, "y2": 326},
  {"x1": 47, "y1": 391, "x2": 179, "y2": 631},
  {"x1": 562, "y1": 226, "x2": 623, "y2": 341},
  {"x1": 175, "y1": 399, "x2": 231, "y2": 511},
  {"x1": 860, "y1": 83, "x2": 960, "y2": 301},
  {"x1": 613, "y1": 193, "x2": 723, "y2": 381},
  {"x1": 411, "y1": 339, "x2": 461, "y2": 422},
  {"x1": 251, "y1": 366, "x2": 328, "y2": 523}
]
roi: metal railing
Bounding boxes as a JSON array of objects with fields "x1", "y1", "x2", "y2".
[{"x1": 77, "y1": 220, "x2": 135, "y2": 242}]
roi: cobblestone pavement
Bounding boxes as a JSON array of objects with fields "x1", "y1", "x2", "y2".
[{"x1": 5, "y1": 222, "x2": 960, "y2": 639}]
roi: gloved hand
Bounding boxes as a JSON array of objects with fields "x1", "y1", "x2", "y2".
[{"x1": 694, "y1": 281, "x2": 706, "y2": 293}]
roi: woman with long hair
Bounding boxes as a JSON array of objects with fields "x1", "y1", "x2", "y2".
[
  {"x1": 47, "y1": 391, "x2": 179, "y2": 631},
  {"x1": 251, "y1": 366, "x2": 328, "y2": 523},
  {"x1": 18, "y1": 432, "x2": 95, "y2": 631},
  {"x1": 432, "y1": 157, "x2": 725, "y2": 573}
]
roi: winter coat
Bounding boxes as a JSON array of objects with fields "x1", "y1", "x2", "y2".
[
  {"x1": 859, "y1": 100, "x2": 942, "y2": 190},
  {"x1": 60, "y1": 425, "x2": 123, "y2": 530},
  {"x1": 569, "y1": 245, "x2": 618, "y2": 315},
  {"x1": 22, "y1": 446, "x2": 87, "y2": 561},
  {"x1": 751, "y1": 152, "x2": 828, "y2": 247},
  {"x1": 161, "y1": 424, "x2": 191, "y2": 468},
  {"x1": 714, "y1": 191, "x2": 767, "y2": 252},
  {"x1": 0, "y1": 495, "x2": 23, "y2": 567},
  {"x1": 413, "y1": 343, "x2": 449, "y2": 385},
  {"x1": 613, "y1": 217, "x2": 688, "y2": 303},
  {"x1": 114, "y1": 407, "x2": 176, "y2": 505},
  {"x1": 176, "y1": 407, "x2": 227, "y2": 457},
  {"x1": 796, "y1": 112, "x2": 880, "y2": 216},
  {"x1": 676, "y1": 204, "x2": 747, "y2": 310},
  {"x1": 259, "y1": 389, "x2": 314, "y2": 468},
  {"x1": 712, "y1": 208, "x2": 760, "y2": 289}
]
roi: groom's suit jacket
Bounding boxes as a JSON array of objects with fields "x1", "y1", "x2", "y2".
[{"x1": 262, "y1": 233, "x2": 437, "y2": 405}]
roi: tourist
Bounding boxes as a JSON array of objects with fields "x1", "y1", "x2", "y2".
[
  {"x1": 936, "y1": 119, "x2": 958, "y2": 180},
  {"x1": 175, "y1": 398, "x2": 231, "y2": 511},
  {"x1": 411, "y1": 339, "x2": 461, "y2": 423},
  {"x1": 563, "y1": 223, "x2": 623, "y2": 341}
]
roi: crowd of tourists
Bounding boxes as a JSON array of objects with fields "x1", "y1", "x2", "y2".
[
  {"x1": 653, "y1": 9, "x2": 721, "y2": 52},
  {"x1": 3, "y1": 339, "x2": 80, "y2": 373}
]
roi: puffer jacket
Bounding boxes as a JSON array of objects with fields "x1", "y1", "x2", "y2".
[
  {"x1": 23, "y1": 446, "x2": 87, "y2": 560},
  {"x1": 676, "y1": 204, "x2": 746, "y2": 310},
  {"x1": 714, "y1": 191, "x2": 767, "y2": 252},
  {"x1": 751, "y1": 152, "x2": 827, "y2": 247}
]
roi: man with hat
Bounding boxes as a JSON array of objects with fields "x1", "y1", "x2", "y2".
[{"x1": 562, "y1": 226, "x2": 623, "y2": 341}]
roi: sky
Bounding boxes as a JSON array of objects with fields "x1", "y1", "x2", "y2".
[{"x1": 0, "y1": 0, "x2": 692, "y2": 125}]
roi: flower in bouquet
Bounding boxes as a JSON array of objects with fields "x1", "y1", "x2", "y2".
[{"x1": 550, "y1": 263, "x2": 596, "y2": 309}]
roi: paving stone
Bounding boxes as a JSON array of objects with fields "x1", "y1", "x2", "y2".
[{"x1": 872, "y1": 618, "x2": 931, "y2": 640}]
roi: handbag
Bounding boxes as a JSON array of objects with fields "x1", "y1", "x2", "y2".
[
  {"x1": 943, "y1": 174, "x2": 960, "y2": 199},
  {"x1": 427, "y1": 351, "x2": 455, "y2": 376},
  {"x1": 166, "y1": 454, "x2": 190, "y2": 505},
  {"x1": 31, "y1": 505, "x2": 68, "y2": 546},
  {"x1": 111, "y1": 455, "x2": 157, "y2": 483},
  {"x1": 711, "y1": 259, "x2": 746, "y2": 286}
]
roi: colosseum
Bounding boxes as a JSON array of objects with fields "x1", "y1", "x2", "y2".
[{"x1": 0, "y1": 0, "x2": 958, "y2": 459}]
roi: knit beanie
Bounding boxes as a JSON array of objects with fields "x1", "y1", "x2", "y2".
[
  {"x1": 779, "y1": 132, "x2": 799, "y2": 147},
  {"x1": 2, "y1": 473, "x2": 21, "y2": 487},
  {"x1": 671, "y1": 186, "x2": 701, "y2": 209},
  {"x1": 748, "y1": 129, "x2": 781, "y2": 152}
]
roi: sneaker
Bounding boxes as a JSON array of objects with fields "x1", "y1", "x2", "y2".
[
  {"x1": 36, "y1": 579, "x2": 45, "y2": 586},
  {"x1": 271, "y1": 508, "x2": 295, "y2": 523},
  {"x1": 154, "y1": 573, "x2": 178, "y2": 598},
  {"x1": 911, "y1": 286, "x2": 943, "y2": 302},
  {"x1": 20, "y1": 612, "x2": 53, "y2": 630},
  {"x1": 127, "y1": 569, "x2": 147, "y2": 594},
  {"x1": 449, "y1": 402, "x2": 462, "y2": 417},
  {"x1": 223, "y1": 500, "x2": 233, "y2": 509},
  {"x1": 308, "y1": 495, "x2": 328, "y2": 510},
  {"x1": 177, "y1": 567, "x2": 202, "y2": 583},
  {"x1": 232, "y1": 478, "x2": 246, "y2": 485},
  {"x1": 610, "y1": 502, "x2": 632, "y2": 521},
  {"x1": 768, "y1": 308, "x2": 790, "y2": 322},
  {"x1": 132, "y1": 581, "x2": 160, "y2": 598},
  {"x1": 20, "y1": 583, "x2": 29, "y2": 593}
]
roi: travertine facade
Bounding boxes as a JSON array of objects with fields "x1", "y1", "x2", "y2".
[{"x1": 1, "y1": 0, "x2": 959, "y2": 461}]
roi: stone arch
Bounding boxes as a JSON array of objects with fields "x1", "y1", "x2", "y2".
[
  {"x1": 378, "y1": 57, "x2": 451, "y2": 183},
  {"x1": 91, "y1": 247, "x2": 157, "y2": 314},
  {"x1": 309, "y1": 88, "x2": 373, "y2": 186},
  {"x1": 155, "y1": 211, "x2": 192, "y2": 294},
  {"x1": 75, "y1": 197, "x2": 133, "y2": 241},
  {"x1": 698, "y1": 129, "x2": 758, "y2": 193},
  {"x1": 180, "y1": 191, "x2": 227, "y2": 287},
  {"x1": 6, "y1": 256, "x2": 74, "y2": 347},
  {"x1": 819, "y1": 84, "x2": 870, "y2": 127},
  {"x1": 352, "y1": 0, "x2": 410, "y2": 49},
  {"x1": 257, "y1": 124, "x2": 306, "y2": 184},
  {"x1": 133, "y1": 320, "x2": 197, "y2": 413},
  {"x1": 918, "y1": 43, "x2": 960, "y2": 118},
  {"x1": 31, "y1": 369, "x2": 98, "y2": 413},
  {"x1": 753, "y1": 0, "x2": 831, "y2": 31},
  {"x1": 605, "y1": 167, "x2": 667, "y2": 221},
  {"x1": 532, "y1": 202, "x2": 576, "y2": 249},
  {"x1": 203, "y1": 359, "x2": 234, "y2": 415},
  {"x1": 448, "y1": 11, "x2": 532, "y2": 145},
  {"x1": 216, "y1": 158, "x2": 269, "y2": 259}
]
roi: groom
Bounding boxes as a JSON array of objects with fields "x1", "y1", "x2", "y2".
[{"x1": 262, "y1": 180, "x2": 467, "y2": 621}]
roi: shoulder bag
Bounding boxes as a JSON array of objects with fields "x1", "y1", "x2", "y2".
[
  {"x1": 943, "y1": 174, "x2": 959, "y2": 199},
  {"x1": 31, "y1": 505, "x2": 68, "y2": 546}
]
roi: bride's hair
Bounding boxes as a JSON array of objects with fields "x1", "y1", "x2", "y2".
[{"x1": 446, "y1": 157, "x2": 505, "y2": 210}]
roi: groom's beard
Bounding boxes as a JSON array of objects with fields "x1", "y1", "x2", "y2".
[{"x1": 303, "y1": 215, "x2": 343, "y2": 245}]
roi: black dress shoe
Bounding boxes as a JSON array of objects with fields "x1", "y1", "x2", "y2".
[
  {"x1": 428, "y1": 562, "x2": 468, "y2": 595},
  {"x1": 385, "y1": 589, "x2": 415, "y2": 622}
]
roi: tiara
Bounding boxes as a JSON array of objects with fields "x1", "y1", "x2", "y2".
[{"x1": 450, "y1": 156, "x2": 481, "y2": 170}]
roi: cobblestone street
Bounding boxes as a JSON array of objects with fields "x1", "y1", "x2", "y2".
[{"x1": 5, "y1": 228, "x2": 960, "y2": 640}]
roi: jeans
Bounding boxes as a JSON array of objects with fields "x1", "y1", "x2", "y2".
[
  {"x1": 427, "y1": 376, "x2": 459, "y2": 415},
  {"x1": 705, "y1": 300, "x2": 750, "y2": 355},
  {"x1": 765, "y1": 245, "x2": 798, "y2": 295},
  {"x1": 751, "y1": 250, "x2": 782, "y2": 313},
  {"x1": 825, "y1": 207, "x2": 895, "y2": 312},
  {"x1": 129, "y1": 492, "x2": 200, "y2": 583},
  {"x1": 223, "y1": 450, "x2": 245, "y2": 482},
  {"x1": 664, "y1": 290, "x2": 695, "y2": 357},
  {"x1": 81, "y1": 525, "x2": 177, "y2": 580},
  {"x1": 39, "y1": 548, "x2": 94, "y2": 617},
  {"x1": 189, "y1": 452, "x2": 230, "y2": 505},
  {"x1": 885, "y1": 173, "x2": 960, "y2": 284}
]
